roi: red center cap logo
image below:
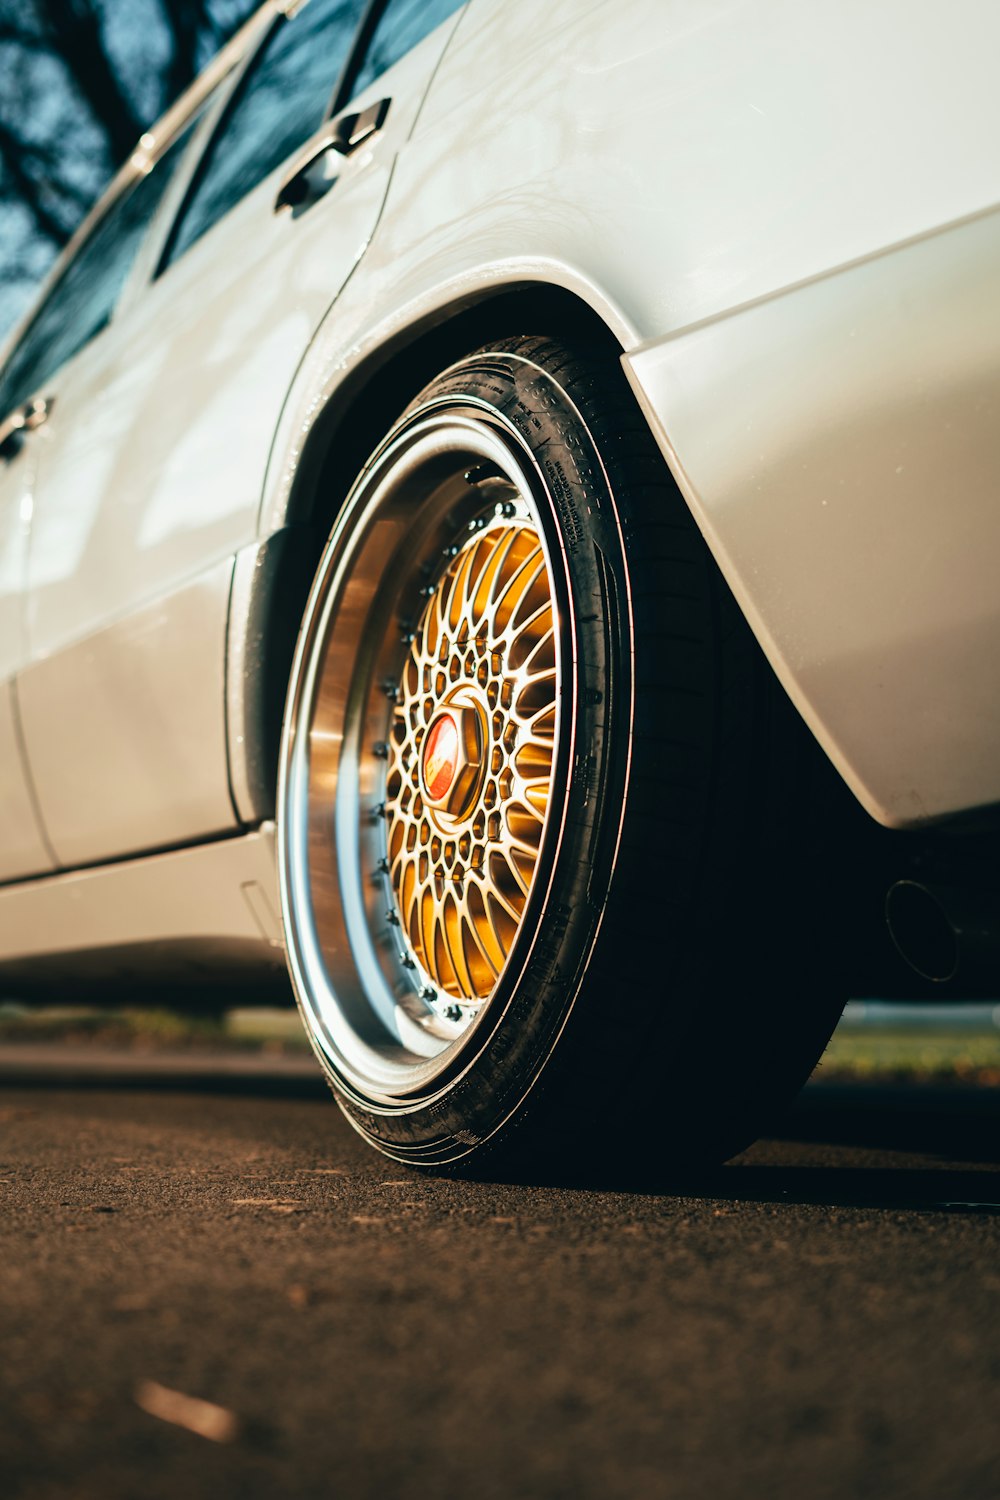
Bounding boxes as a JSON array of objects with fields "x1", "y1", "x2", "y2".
[{"x1": 423, "y1": 712, "x2": 460, "y2": 802}]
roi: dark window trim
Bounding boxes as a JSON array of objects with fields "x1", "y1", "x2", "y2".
[
  {"x1": 0, "y1": 102, "x2": 213, "y2": 421},
  {"x1": 327, "y1": 0, "x2": 387, "y2": 116},
  {"x1": 152, "y1": 9, "x2": 285, "y2": 279},
  {"x1": 154, "y1": 0, "x2": 383, "y2": 281},
  {"x1": 1, "y1": 142, "x2": 156, "y2": 374}
]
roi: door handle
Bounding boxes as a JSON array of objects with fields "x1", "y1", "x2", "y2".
[
  {"x1": 339, "y1": 97, "x2": 391, "y2": 153},
  {"x1": 274, "y1": 97, "x2": 391, "y2": 216},
  {"x1": 0, "y1": 395, "x2": 53, "y2": 464}
]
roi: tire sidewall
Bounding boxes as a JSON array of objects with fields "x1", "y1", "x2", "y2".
[{"x1": 291, "y1": 346, "x2": 635, "y2": 1164}]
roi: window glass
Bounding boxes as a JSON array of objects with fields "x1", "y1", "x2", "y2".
[
  {"x1": 350, "y1": 0, "x2": 465, "y2": 99},
  {"x1": 0, "y1": 119, "x2": 200, "y2": 422},
  {"x1": 161, "y1": 0, "x2": 366, "y2": 271}
]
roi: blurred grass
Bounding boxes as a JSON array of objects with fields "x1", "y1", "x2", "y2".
[
  {"x1": 0, "y1": 1002, "x2": 998, "y2": 1085},
  {"x1": 0, "y1": 1004, "x2": 310, "y2": 1053},
  {"x1": 818, "y1": 1023, "x2": 1000, "y2": 1087}
]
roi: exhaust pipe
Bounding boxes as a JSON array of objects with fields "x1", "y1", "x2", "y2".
[{"x1": 885, "y1": 880, "x2": 1000, "y2": 988}]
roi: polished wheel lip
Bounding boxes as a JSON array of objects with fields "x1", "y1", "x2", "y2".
[{"x1": 277, "y1": 402, "x2": 574, "y2": 1105}]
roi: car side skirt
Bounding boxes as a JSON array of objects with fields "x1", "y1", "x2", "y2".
[{"x1": 0, "y1": 823, "x2": 286, "y2": 999}]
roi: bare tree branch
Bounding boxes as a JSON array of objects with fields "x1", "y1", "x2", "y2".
[
  {"x1": 0, "y1": 0, "x2": 257, "y2": 335},
  {"x1": 0, "y1": 120, "x2": 71, "y2": 248},
  {"x1": 35, "y1": 0, "x2": 145, "y2": 167},
  {"x1": 160, "y1": 0, "x2": 204, "y2": 112}
]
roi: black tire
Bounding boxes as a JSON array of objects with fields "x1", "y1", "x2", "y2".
[{"x1": 277, "y1": 335, "x2": 847, "y2": 1173}]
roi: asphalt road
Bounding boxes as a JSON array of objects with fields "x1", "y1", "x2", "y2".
[{"x1": 1, "y1": 1071, "x2": 998, "y2": 1500}]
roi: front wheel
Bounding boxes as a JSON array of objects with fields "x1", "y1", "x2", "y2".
[{"x1": 277, "y1": 336, "x2": 845, "y2": 1171}]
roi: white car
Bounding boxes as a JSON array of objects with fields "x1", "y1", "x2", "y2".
[{"x1": 2, "y1": 0, "x2": 998, "y2": 1169}]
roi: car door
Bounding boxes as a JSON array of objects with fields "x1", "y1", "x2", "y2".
[
  {"x1": 0, "y1": 104, "x2": 218, "y2": 883},
  {"x1": 16, "y1": 0, "x2": 468, "y2": 870}
]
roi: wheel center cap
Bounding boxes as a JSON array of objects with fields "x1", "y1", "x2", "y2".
[
  {"x1": 420, "y1": 701, "x2": 484, "y2": 817},
  {"x1": 422, "y1": 712, "x2": 460, "y2": 802}
]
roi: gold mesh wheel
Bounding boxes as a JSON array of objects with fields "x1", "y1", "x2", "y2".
[
  {"x1": 385, "y1": 519, "x2": 556, "y2": 1001},
  {"x1": 279, "y1": 392, "x2": 572, "y2": 1104}
]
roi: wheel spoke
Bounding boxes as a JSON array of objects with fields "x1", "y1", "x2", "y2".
[{"x1": 383, "y1": 520, "x2": 558, "y2": 1002}]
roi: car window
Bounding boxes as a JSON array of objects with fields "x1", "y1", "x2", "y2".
[
  {"x1": 161, "y1": 0, "x2": 367, "y2": 272},
  {"x1": 0, "y1": 119, "x2": 201, "y2": 422},
  {"x1": 349, "y1": 0, "x2": 466, "y2": 99}
]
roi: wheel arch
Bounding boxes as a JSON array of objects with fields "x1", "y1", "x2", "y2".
[
  {"x1": 227, "y1": 283, "x2": 628, "y2": 825},
  {"x1": 284, "y1": 282, "x2": 625, "y2": 533}
]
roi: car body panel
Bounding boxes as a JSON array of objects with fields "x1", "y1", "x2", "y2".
[
  {"x1": 0, "y1": 684, "x2": 55, "y2": 883},
  {"x1": 260, "y1": 0, "x2": 1000, "y2": 829},
  {"x1": 0, "y1": 444, "x2": 55, "y2": 881},
  {"x1": 17, "y1": 557, "x2": 236, "y2": 868},
  {"x1": 405, "y1": 0, "x2": 1000, "y2": 345},
  {"x1": 0, "y1": 441, "x2": 32, "y2": 681},
  {"x1": 261, "y1": 0, "x2": 1000, "y2": 532},
  {"x1": 624, "y1": 206, "x2": 1000, "y2": 828},
  {"x1": 0, "y1": 822, "x2": 284, "y2": 990},
  {"x1": 1, "y1": 0, "x2": 1000, "y2": 987},
  {"x1": 0, "y1": 11, "x2": 267, "y2": 884},
  {"x1": 12, "y1": 14, "x2": 461, "y2": 870}
]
